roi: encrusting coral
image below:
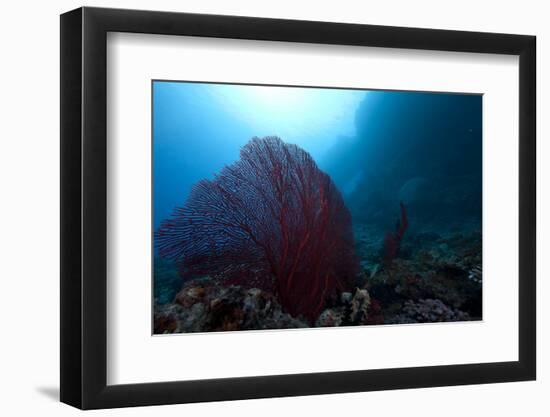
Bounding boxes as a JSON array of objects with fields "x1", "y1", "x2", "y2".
[
  {"x1": 388, "y1": 298, "x2": 470, "y2": 323},
  {"x1": 154, "y1": 282, "x2": 308, "y2": 333}
]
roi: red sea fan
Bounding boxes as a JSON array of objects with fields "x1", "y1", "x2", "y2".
[
  {"x1": 156, "y1": 136, "x2": 359, "y2": 322},
  {"x1": 383, "y1": 201, "x2": 408, "y2": 267}
]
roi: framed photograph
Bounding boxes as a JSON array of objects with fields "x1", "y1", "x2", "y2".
[{"x1": 60, "y1": 7, "x2": 536, "y2": 409}]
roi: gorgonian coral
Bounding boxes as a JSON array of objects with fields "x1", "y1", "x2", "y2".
[
  {"x1": 156, "y1": 136, "x2": 358, "y2": 321},
  {"x1": 383, "y1": 201, "x2": 408, "y2": 267}
]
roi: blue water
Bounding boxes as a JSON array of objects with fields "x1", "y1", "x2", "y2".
[
  {"x1": 153, "y1": 81, "x2": 366, "y2": 230},
  {"x1": 153, "y1": 81, "x2": 482, "y2": 236}
]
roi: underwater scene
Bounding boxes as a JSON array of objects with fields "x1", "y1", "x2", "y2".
[{"x1": 153, "y1": 81, "x2": 482, "y2": 334}]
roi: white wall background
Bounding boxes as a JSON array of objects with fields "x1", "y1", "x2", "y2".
[{"x1": 0, "y1": 0, "x2": 546, "y2": 415}]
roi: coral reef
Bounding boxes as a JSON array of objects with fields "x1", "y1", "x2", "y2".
[
  {"x1": 315, "y1": 288, "x2": 371, "y2": 327},
  {"x1": 154, "y1": 227, "x2": 480, "y2": 332},
  {"x1": 154, "y1": 281, "x2": 309, "y2": 333},
  {"x1": 154, "y1": 217, "x2": 481, "y2": 333},
  {"x1": 154, "y1": 280, "x2": 378, "y2": 333},
  {"x1": 361, "y1": 228, "x2": 481, "y2": 323},
  {"x1": 156, "y1": 136, "x2": 358, "y2": 322},
  {"x1": 388, "y1": 299, "x2": 470, "y2": 324}
]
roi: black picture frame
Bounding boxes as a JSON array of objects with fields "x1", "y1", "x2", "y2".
[{"x1": 60, "y1": 6, "x2": 536, "y2": 410}]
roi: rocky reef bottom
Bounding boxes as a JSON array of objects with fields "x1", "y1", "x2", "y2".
[{"x1": 154, "y1": 228, "x2": 482, "y2": 334}]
